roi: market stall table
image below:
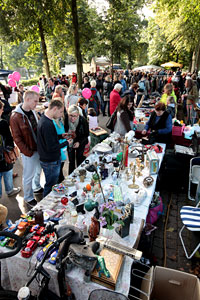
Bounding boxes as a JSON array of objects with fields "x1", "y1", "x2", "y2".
[{"x1": 0, "y1": 142, "x2": 166, "y2": 299}]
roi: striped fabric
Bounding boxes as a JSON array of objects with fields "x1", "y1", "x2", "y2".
[{"x1": 180, "y1": 206, "x2": 200, "y2": 231}]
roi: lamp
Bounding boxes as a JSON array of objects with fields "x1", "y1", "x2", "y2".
[{"x1": 85, "y1": 164, "x2": 106, "y2": 203}]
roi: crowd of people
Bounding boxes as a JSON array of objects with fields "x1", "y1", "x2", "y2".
[{"x1": 0, "y1": 67, "x2": 199, "y2": 205}]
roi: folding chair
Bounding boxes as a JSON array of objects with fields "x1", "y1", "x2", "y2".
[
  {"x1": 188, "y1": 157, "x2": 200, "y2": 201},
  {"x1": 179, "y1": 202, "x2": 200, "y2": 259}
]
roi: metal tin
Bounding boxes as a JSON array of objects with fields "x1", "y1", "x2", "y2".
[{"x1": 147, "y1": 150, "x2": 159, "y2": 175}]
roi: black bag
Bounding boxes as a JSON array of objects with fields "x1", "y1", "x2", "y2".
[{"x1": 106, "y1": 109, "x2": 117, "y2": 130}]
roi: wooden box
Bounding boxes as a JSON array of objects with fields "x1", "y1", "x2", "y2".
[{"x1": 91, "y1": 248, "x2": 124, "y2": 290}]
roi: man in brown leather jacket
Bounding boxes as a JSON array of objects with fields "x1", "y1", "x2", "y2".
[{"x1": 10, "y1": 90, "x2": 43, "y2": 207}]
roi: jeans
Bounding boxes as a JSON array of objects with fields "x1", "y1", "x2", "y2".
[
  {"x1": 0, "y1": 169, "x2": 13, "y2": 197},
  {"x1": 21, "y1": 152, "x2": 42, "y2": 202},
  {"x1": 40, "y1": 159, "x2": 61, "y2": 197}
]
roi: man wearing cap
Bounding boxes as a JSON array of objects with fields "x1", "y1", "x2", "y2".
[{"x1": 109, "y1": 83, "x2": 122, "y2": 115}]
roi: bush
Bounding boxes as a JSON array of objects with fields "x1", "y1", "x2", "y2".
[{"x1": 20, "y1": 78, "x2": 39, "y2": 87}]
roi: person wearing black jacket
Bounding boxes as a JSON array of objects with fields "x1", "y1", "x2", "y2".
[
  {"x1": 103, "y1": 75, "x2": 113, "y2": 116},
  {"x1": 64, "y1": 105, "x2": 89, "y2": 174},
  {"x1": 0, "y1": 100, "x2": 21, "y2": 198},
  {"x1": 142, "y1": 102, "x2": 172, "y2": 144},
  {"x1": 37, "y1": 100, "x2": 70, "y2": 197}
]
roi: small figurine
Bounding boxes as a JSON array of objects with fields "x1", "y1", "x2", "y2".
[
  {"x1": 95, "y1": 255, "x2": 110, "y2": 278},
  {"x1": 88, "y1": 217, "x2": 100, "y2": 242}
]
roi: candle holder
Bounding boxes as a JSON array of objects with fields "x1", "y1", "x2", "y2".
[{"x1": 128, "y1": 162, "x2": 139, "y2": 189}]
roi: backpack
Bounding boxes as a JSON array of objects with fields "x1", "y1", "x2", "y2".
[
  {"x1": 138, "y1": 80, "x2": 146, "y2": 91},
  {"x1": 89, "y1": 93, "x2": 100, "y2": 116}
]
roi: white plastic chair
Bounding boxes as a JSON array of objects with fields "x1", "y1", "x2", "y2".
[
  {"x1": 188, "y1": 157, "x2": 200, "y2": 201},
  {"x1": 179, "y1": 202, "x2": 200, "y2": 259}
]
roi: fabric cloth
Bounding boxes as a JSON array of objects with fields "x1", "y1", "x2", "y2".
[
  {"x1": 88, "y1": 115, "x2": 98, "y2": 129},
  {"x1": 40, "y1": 159, "x2": 61, "y2": 197},
  {"x1": 37, "y1": 114, "x2": 68, "y2": 163},
  {"x1": 0, "y1": 169, "x2": 13, "y2": 197},
  {"x1": 21, "y1": 151, "x2": 42, "y2": 202},
  {"x1": 10, "y1": 104, "x2": 39, "y2": 157},
  {"x1": 110, "y1": 89, "x2": 121, "y2": 115},
  {"x1": 180, "y1": 206, "x2": 200, "y2": 231}
]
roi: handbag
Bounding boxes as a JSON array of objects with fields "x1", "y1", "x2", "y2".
[
  {"x1": 106, "y1": 109, "x2": 117, "y2": 130},
  {"x1": 3, "y1": 146, "x2": 19, "y2": 164}
]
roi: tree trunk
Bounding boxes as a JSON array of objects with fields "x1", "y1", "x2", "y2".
[
  {"x1": 127, "y1": 47, "x2": 132, "y2": 69},
  {"x1": 71, "y1": 0, "x2": 83, "y2": 89},
  {"x1": 191, "y1": 40, "x2": 200, "y2": 73},
  {"x1": 0, "y1": 46, "x2": 3, "y2": 69},
  {"x1": 38, "y1": 21, "x2": 51, "y2": 78}
]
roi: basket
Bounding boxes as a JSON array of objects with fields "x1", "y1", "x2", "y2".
[{"x1": 172, "y1": 125, "x2": 185, "y2": 136}]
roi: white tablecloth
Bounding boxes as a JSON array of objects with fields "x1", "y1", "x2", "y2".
[{"x1": 1, "y1": 143, "x2": 166, "y2": 299}]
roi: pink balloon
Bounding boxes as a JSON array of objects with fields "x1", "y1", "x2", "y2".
[
  {"x1": 8, "y1": 79, "x2": 16, "y2": 88},
  {"x1": 31, "y1": 85, "x2": 40, "y2": 93},
  {"x1": 82, "y1": 88, "x2": 92, "y2": 99},
  {"x1": 12, "y1": 71, "x2": 21, "y2": 81},
  {"x1": 8, "y1": 74, "x2": 13, "y2": 79}
]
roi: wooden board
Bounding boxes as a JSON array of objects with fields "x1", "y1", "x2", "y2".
[
  {"x1": 90, "y1": 127, "x2": 108, "y2": 136},
  {"x1": 91, "y1": 248, "x2": 124, "y2": 290}
]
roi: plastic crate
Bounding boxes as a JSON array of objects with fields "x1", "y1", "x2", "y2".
[{"x1": 172, "y1": 125, "x2": 185, "y2": 136}]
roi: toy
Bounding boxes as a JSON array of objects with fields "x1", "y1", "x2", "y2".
[
  {"x1": 36, "y1": 241, "x2": 54, "y2": 261},
  {"x1": 38, "y1": 235, "x2": 48, "y2": 246},
  {"x1": 17, "y1": 221, "x2": 29, "y2": 230},
  {"x1": 21, "y1": 235, "x2": 40, "y2": 258},
  {"x1": 0, "y1": 237, "x2": 10, "y2": 247},
  {"x1": 95, "y1": 255, "x2": 110, "y2": 278},
  {"x1": 49, "y1": 250, "x2": 58, "y2": 265}
]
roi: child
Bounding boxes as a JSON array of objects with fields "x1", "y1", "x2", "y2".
[
  {"x1": 87, "y1": 107, "x2": 98, "y2": 129},
  {"x1": 166, "y1": 96, "x2": 176, "y2": 118}
]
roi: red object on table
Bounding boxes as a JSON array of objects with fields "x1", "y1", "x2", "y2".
[{"x1": 61, "y1": 197, "x2": 68, "y2": 205}]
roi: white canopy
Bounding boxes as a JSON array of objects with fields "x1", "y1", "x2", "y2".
[{"x1": 133, "y1": 65, "x2": 163, "y2": 71}]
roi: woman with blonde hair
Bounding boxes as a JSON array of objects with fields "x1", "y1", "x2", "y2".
[
  {"x1": 64, "y1": 105, "x2": 89, "y2": 174},
  {"x1": 65, "y1": 84, "x2": 79, "y2": 108},
  {"x1": 160, "y1": 83, "x2": 177, "y2": 105},
  {"x1": 52, "y1": 85, "x2": 64, "y2": 102}
]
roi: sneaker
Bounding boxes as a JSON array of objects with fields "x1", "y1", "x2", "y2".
[
  {"x1": 7, "y1": 187, "x2": 21, "y2": 197},
  {"x1": 34, "y1": 188, "x2": 44, "y2": 194},
  {"x1": 26, "y1": 199, "x2": 38, "y2": 208}
]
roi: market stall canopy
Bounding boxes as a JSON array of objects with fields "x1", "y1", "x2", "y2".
[
  {"x1": 161, "y1": 61, "x2": 183, "y2": 68},
  {"x1": 133, "y1": 65, "x2": 163, "y2": 71}
]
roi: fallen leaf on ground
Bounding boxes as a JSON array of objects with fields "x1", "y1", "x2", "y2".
[
  {"x1": 168, "y1": 255, "x2": 176, "y2": 261},
  {"x1": 166, "y1": 227, "x2": 174, "y2": 232}
]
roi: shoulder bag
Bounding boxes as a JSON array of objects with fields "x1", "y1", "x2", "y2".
[{"x1": 106, "y1": 109, "x2": 117, "y2": 130}]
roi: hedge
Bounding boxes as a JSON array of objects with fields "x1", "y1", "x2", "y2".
[{"x1": 20, "y1": 78, "x2": 39, "y2": 87}]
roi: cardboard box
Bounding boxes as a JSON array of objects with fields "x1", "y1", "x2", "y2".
[{"x1": 140, "y1": 266, "x2": 200, "y2": 300}]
